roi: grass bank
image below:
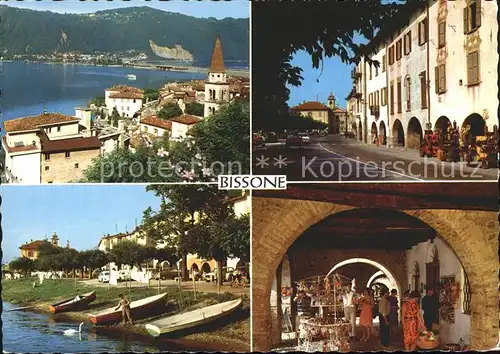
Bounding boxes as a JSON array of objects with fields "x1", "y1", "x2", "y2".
[{"x1": 2, "y1": 278, "x2": 249, "y2": 351}]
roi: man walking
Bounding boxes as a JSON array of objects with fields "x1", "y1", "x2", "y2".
[
  {"x1": 342, "y1": 279, "x2": 358, "y2": 339},
  {"x1": 115, "y1": 294, "x2": 133, "y2": 326},
  {"x1": 422, "y1": 288, "x2": 439, "y2": 331},
  {"x1": 378, "y1": 289, "x2": 391, "y2": 347}
]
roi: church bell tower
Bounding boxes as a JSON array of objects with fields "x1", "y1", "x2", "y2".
[{"x1": 204, "y1": 36, "x2": 230, "y2": 118}]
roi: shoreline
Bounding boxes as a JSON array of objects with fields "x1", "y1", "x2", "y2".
[
  {"x1": 5, "y1": 59, "x2": 249, "y2": 78},
  {"x1": 5, "y1": 299, "x2": 249, "y2": 352}
]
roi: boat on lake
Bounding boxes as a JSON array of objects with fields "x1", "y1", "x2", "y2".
[
  {"x1": 49, "y1": 291, "x2": 97, "y2": 313},
  {"x1": 145, "y1": 298, "x2": 242, "y2": 337},
  {"x1": 88, "y1": 292, "x2": 167, "y2": 325},
  {"x1": 127, "y1": 74, "x2": 137, "y2": 80}
]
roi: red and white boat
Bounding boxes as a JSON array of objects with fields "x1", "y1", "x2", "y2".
[
  {"x1": 88, "y1": 292, "x2": 167, "y2": 325},
  {"x1": 49, "y1": 291, "x2": 97, "y2": 313}
]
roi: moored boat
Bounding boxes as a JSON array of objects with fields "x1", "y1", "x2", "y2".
[
  {"x1": 88, "y1": 292, "x2": 167, "y2": 325},
  {"x1": 49, "y1": 291, "x2": 97, "y2": 313},
  {"x1": 145, "y1": 298, "x2": 242, "y2": 337}
]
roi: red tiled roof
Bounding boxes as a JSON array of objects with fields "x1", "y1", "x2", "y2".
[
  {"x1": 170, "y1": 114, "x2": 202, "y2": 125},
  {"x1": 140, "y1": 115, "x2": 172, "y2": 130},
  {"x1": 333, "y1": 108, "x2": 346, "y2": 113},
  {"x1": 209, "y1": 36, "x2": 226, "y2": 73},
  {"x1": 40, "y1": 132, "x2": 101, "y2": 153},
  {"x1": 3, "y1": 113, "x2": 79, "y2": 133},
  {"x1": 106, "y1": 85, "x2": 143, "y2": 93},
  {"x1": 20, "y1": 240, "x2": 45, "y2": 250},
  {"x1": 109, "y1": 91, "x2": 144, "y2": 99},
  {"x1": 291, "y1": 101, "x2": 330, "y2": 111},
  {"x1": 2, "y1": 136, "x2": 39, "y2": 153}
]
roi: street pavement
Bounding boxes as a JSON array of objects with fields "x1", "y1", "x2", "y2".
[
  {"x1": 80, "y1": 278, "x2": 249, "y2": 297},
  {"x1": 253, "y1": 134, "x2": 498, "y2": 181}
]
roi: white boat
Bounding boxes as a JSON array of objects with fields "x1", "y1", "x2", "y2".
[
  {"x1": 127, "y1": 74, "x2": 137, "y2": 80},
  {"x1": 145, "y1": 298, "x2": 242, "y2": 337}
]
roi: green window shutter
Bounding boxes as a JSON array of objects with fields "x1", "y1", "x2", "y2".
[
  {"x1": 463, "y1": 7, "x2": 469, "y2": 34},
  {"x1": 434, "y1": 66, "x2": 439, "y2": 93},
  {"x1": 476, "y1": 0, "x2": 482, "y2": 28}
]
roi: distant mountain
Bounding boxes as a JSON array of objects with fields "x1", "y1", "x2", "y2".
[{"x1": 0, "y1": 5, "x2": 249, "y2": 61}]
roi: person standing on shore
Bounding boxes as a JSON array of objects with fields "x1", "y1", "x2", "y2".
[{"x1": 115, "y1": 294, "x2": 133, "y2": 326}]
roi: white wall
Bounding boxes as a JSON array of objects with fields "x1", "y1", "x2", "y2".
[
  {"x1": 43, "y1": 122, "x2": 81, "y2": 140},
  {"x1": 106, "y1": 91, "x2": 143, "y2": 118},
  {"x1": 140, "y1": 123, "x2": 169, "y2": 138},
  {"x1": 406, "y1": 238, "x2": 471, "y2": 345},
  {"x1": 171, "y1": 122, "x2": 190, "y2": 140},
  {"x1": 101, "y1": 137, "x2": 118, "y2": 155},
  {"x1": 6, "y1": 131, "x2": 40, "y2": 147},
  {"x1": 9, "y1": 152, "x2": 41, "y2": 184},
  {"x1": 428, "y1": 0, "x2": 498, "y2": 131}
]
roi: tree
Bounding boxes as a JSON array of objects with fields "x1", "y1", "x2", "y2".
[
  {"x1": 78, "y1": 249, "x2": 108, "y2": 278},
  {"x1": 9, "y1": 257, "x2": 35, "y2": 276},
  {"x1": 158, "y1": 102, "x2": 183, "y2": 120},
  {"x1": 252, "y1": 0, "x2": 403, "y2": 131},
  {"x1": 143, "y1": 88, "x2": 160, "y2": 102},
  {"x1": 89, "y1": 96, "x2": 105, "y2": 107},
  {"x1": 189, "y1": 100, "x2": 250, "y2": 175},
  {"x1": 184, "y1": 102, "x2": 204, "y2": 116},
  {"x1": 111, "y1": 107, "x2": 120, "y2": 127}
]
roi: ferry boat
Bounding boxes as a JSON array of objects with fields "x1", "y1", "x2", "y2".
[{"x1": 127, "y1": 74, "x2": 137, "y2": 80}]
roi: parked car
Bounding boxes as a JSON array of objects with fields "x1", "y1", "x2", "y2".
[
  {"x1": 298, "y1": 132, "x2": 311, "y2": 144},
  {"x1": 285, "y1": 134, "x2": 304, "y2": 148},
  {"x1": 98, "y1": 271, "x2": 110, "y2": 283},
  {"x1": 204, "y1": 267, "x2": 237, "y2": 283},
  {"x1": 154, "y1": 268, "x2": 179, "y2": 280}
]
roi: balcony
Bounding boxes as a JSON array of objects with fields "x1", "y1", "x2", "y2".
[
  {"x1": 370, "y1": 105, "x2": 380, "y2": 117},
  {"x1": 351, "y1": 68, "x2": 362, "y2": 79}
]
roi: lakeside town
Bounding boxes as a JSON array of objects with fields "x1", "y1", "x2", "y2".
[
  {"x1": 1, "y1": 35, "x2": 250, "y2": 184},
  {"x1": 2, "y1": 186, "x2": 250, "y2": 352}
]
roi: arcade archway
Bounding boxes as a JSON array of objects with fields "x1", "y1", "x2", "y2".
[
  {"x1": 358, "y1": 122, "x2": 363, "y2": 141},
  {"x1": 462, "y1": 113, "x2": 486, "y2": 137},
  {"x1": 201, "y1": 262, "x2": 211, "y2": 273},
  {"x1": 379, "y1": 121, "x2": 387, "y2": 145},
  {"x1": 407, "y1": 117, "x2": 423, "y2": 149},
  {"x1": 371, "y1": 122, "x2": 378, "y2": 144},
  {"x1": 252, "y1": 185, "x2": 498, "y2": 351},
  {"x1": 435, "y1": 116, "x2": 452, "y2": 135},
  {"x1": 392, "y1": 119, "x2": 405, "y2": 146}
]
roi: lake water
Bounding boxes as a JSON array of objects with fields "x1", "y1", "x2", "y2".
[
  {"x1": 0, "y1": 60, "x2": 246, "y2": 125},
  {"x1": 2, "y1": 301, "x2": 187, "y2": 353}
]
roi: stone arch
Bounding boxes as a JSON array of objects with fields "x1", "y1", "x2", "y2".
[
  {"x1": 392, "y1": 119, "x2": 405, "y2": 146},
  {"x1": 351, "y1": 122, "x2": 358, "y2": 137},
  {"x1": 191, "y1": 263, "x2": 199, "y2": 273},
  {"x1": 371, "y1": 121, "x2": 378, "y2": 144},
  {"x1": 367, "y1": 270, "x2": 385, "y2": 288},
  {"x1": 379, "y1": 121, "x2": 387, "y2": 145},
  {"x1": 435, "y1": 116, "x2": 452, "y2": 135},
  {"x1": 326, "y1": 258, "x2": 401, "y2": 297},
  {"x1": 462, "y1": 113, "x2": 486, "y2": 137},
  {"x1": 201, "y1": 262, "x2": 211, "y2": 273},
  {"x1": 407, "y1": 117, "x2": 423, "y2": 149},
  {"x1": 252, "y1": 197, "x2": 498, "y2": 350},
  {"x1": 358, "y1": 121, "x2": 363, "y2": 141}
]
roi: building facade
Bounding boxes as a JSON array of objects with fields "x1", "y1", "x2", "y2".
[
  {"x1": 105, "y1": 85, "x2": 144, "y2": 118},
  {"x1": 290, "y1": 101, "x2": 331, "y2": 125},
  {"x1": 204, "y1": 36, "x2": 230, "y2": 117},
  {"x1": 352, "y1": 0, "x2": 497, "y2": 148}
]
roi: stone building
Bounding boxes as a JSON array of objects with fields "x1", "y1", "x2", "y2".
[
  {"x1": 251, "y1": 183, "x2": 498, "y2": 351},
  {"x1": 350, "y1": 0, "x2": 497, "y2": 148},
  {"x1": 204, "y1": 36, "x2": 230, "y2": 117}
]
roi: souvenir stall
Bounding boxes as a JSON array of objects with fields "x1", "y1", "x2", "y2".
[{"x1": 293, "y1": 273, "x2": 352, "y2": 352}]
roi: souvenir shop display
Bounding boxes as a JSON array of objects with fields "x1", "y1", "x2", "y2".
[{"x1": 293, "y1": 273, "x2": 352, "y2": 352}]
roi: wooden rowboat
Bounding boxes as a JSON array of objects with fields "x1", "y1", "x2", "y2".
[
  {"x1": 88, "y1": 292, "x2": 167, "y2": 325},
  {"x1": 145, "y1": 298, "x2": 242, "y2": 337},
  {"x1": 49, "y1": 291, "x2": 97, "y2": 313}
]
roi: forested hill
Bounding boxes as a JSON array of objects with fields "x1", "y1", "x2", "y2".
[{"x1": 0, "y1": 5, "x2": 249, "y2": 61}]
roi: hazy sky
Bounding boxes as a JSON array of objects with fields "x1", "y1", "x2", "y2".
[
  {"x1": 1, "y1": 185, "x2": 161, "y2": 263},
  {"x1": 1, "y1": 0, "x2": 250, "y2": 19}
]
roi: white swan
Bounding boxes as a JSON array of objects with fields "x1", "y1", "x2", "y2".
[{"x1": 63, "y1": 322, "x2": 84, "y2": 335}]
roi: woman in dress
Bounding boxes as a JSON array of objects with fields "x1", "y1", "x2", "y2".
[
  {"x1": 402, "y1": 290, "x2": 425, "y2": 351},
  {"x1": 359, "y1": 288, "x2": 374, "y2": 342}
]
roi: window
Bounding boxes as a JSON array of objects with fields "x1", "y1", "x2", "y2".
[
  {"x1": 28, "y1": 250, "x2": 34, "y2": 258},
  {"x1": 420, "y1": 71, "x2": 428, "y2": 109},
  {"x1": 381, "y1": 87, "x2": 387, "y2": 106},
  {"x1": 74, "y1": 163, "x2": 79, "y2": 169},
  {"x1": 44, "y1": 153, "x2": 50, "y2": 161},
  {"x1": 382, "y1": 55, "x2": 386, "y2": 72},
  {"x1": 48, "y1": 127, "x2": 52, "y2": 133},
  {"x1": 404, "y1": 31, "x2": 412, "y2": 55},
  {"x1": 369, "y1": 64, "x2": 372, "y2": 80},
  {"x1": 143, "y1": 126, "x2": 148, "y2": 132},
  {"x1": 390, "y1": 82, "x2": 395, "y2": 115},
  {"x1": 397, "y1": 79, "x2": 402, "y2": 113},
  {"x1": 57, "y1": 126, "x2": 61, "y2": 132},
  {"x1": 375, "y1": 91, "x2": 380, "y2": 107},
  {"x1": 48, "y1": 181, "x2": 53, "y2": 184},
  {"x1": 45, "y1": 166, "x2": 49, "y2": 171},
  {"x1": 462, "y1": 270, "x2": 471, "y2": 315},
  {"x1": 154, "y1": 128, "x2": 159, "y2": 136},
  {"x1": 65, "y1": 151, "x2": 71, "y2": 158},
  {"x1": 369, "y1": 93, "x2": 373, "y2": 106},
  {"x1": 438, "y1": 21, "x2": 446, "y2": 48},
  {"x1": 464, "y1": 0, "x2": 482, "y2": 34},
  {"x1": 133, "y1": 99, "x2": 136, "y2": 103},
  {"x1": 418, "y1": 18, "x2": 428, "y2": 45},
  {"x1": 388, "y1": 46, "x2": 394, "y2": 65},
  {"x1": 405, "y1": 76, "x2": 411, "y2": 111},
  {"x1": 396, "y1": 39, "x2": 402, "y2": 61},
  {"x1": 435, "y1": 64, "x2": 447, "y2": 94},
  {"x1": 467, "y1": 51, "x2": 480, "y2": 85}
]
